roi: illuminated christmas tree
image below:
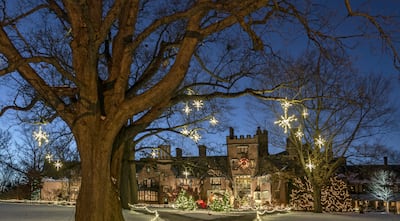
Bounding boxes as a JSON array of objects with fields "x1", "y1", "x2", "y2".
[{"x1": 174, "y1": 189, "x2": 197, "y2": 211}]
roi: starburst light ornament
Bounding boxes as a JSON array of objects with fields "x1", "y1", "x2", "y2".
[
  {"x1": 54, "y1": 160, "x2": 63, "y2": 171},
  {"x1": 151, "y1": 148, "x2": 158, "y2": 158},
  {"x1": 193, "y1": 100, "x2": 203, "y2": 111},
  {"x1": 45, "y1": 153, "x2": 53, "y2": 163},
  {"x1": 274, "y1": 100, "x2": 297, "y2": 133},
  {"x1": 33, "y1": 126, "x2": 49, "y2": 147},
  {"x1": 305, "y1": 159, "x2": 315, "y2": 171},
  {"x1": 182, "y1": 103, "x2": 192, "y2": 115},
  {"x1": 302, "y1": 108, "x2": 309, "y2": 118},
  {"x1": 180, "y1": 127, "x2": 190, "y2": 136},
  {"x1": 189, "y1": 130, "x2": 201, "y2": 143},
  {"x1": 209, "y1": 116, "x2": 218, "y2": 126},
  {"x1": 315, "y1": 135, "x2": 325, "y2": 148},
  {"x1": 295, "y1": 128, "x2": 304, "y2": 140}
]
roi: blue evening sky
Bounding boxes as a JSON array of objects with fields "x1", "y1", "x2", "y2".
[{"x1": 0, "y1": 0, "x2": 399, "y2": 163}]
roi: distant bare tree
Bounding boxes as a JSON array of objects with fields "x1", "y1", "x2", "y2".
[
  {"x1": 369, "y1": 170, "x2": 396, "y2": 213},
  {"x1": 257, "y1": 50, "x2": 395, "y2": 212}
]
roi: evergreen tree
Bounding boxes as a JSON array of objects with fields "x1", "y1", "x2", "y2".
[
  {"x1": 174, "y1": 189, "x2": 197, "y2": 211},
  {"x1": 209, "y1": 191, "x2": 232, "y2": 212}
]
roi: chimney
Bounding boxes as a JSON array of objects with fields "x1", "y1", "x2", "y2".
[
  {"x1": 159, "y1": 145, "x2": 171, "y2": 159},
  {"x1": 229, "y1": 127, "x2": 234, "y2": 139},
  {"x1": 198, "y1": 145, "x2": 206, "y2": 157},
  {"x1": 384, "y1": 156, "x2": 388, "y2": 166}
]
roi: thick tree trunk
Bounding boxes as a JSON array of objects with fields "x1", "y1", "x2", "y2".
[
  {"x1": 313, "y1": 185, "x2": 323, "y2": 213},
  {"x1": 130, "y1": 163, "x2": 138, "y2": 204},
  {"x1": 120, "y1": 143, "x2": 138, "y2": 208},
  {"x1": 120, "y1": 157, "x2": 130, "y2": 209},
  {"x1": 75, "y1": 140, "x2": 124, "y2": 221}
]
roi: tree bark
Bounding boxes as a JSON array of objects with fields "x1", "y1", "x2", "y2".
[
  {"x1": 120, "y1": 156, "x2": 131, "y2": 209},
  {"x1": 313, "y1": 185, "x2": 323, "y2": 213},
  {"x1": 75, "y1": 138, "x2": 124, "y2": 221},
  {"x1": 130, "y1": 162, "x2": 138, "y2": 204}
]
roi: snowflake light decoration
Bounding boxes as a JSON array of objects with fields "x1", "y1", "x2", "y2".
[
  {"x1": 305, "y1": 159, "x2": 315, "y2": 171},
  {"x1": 193, "y1": 100, "x2": 203, "y2": 111},
  {"x1": 182, "y1": 103, "x2": 192, "y2": 115},
  {"x1": 180, "y1": 127, "x2": 190, "y2": 136},
  {"x1": 274, "y1": 101, "x2": 297, "y2": 133},
  {"x1": 302, "y1": 108, "x2": 309, "y2": 118},
  {"x1": 54, "y1": 160, "x2": 63, "y2": 171},
  {"x1": 33, "y1": 126, "x2": 49, "y2": 147},
  {"x1": 189, "y1": 130, "x2": 201, "y2": 143},
  {"x1": 183, "y1": 168, "x2": 190, "y2": 179},
  {"x1": 295, "y1": 128, "x2": 304, "y2": 140},
  {"x1": 315, "y1": 135, "x2": 325, "y2": 148},
  {"x1": 45, "y1": 153, "x2": 53, "y2": 163},
  {"x1": 151, "y1": 148, "x2": 158, "y2": 158},
  {"x1": 209, "y1": 116, "x2": 218, "y2": 126}
]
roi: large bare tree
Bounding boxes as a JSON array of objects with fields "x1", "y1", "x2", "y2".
[{"x1": 0, "y1": 0, "x2": 399, "y2": 220}]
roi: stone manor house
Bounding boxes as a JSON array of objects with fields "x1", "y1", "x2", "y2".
[
  {"x1": 40, "y1": 127, "x2": 400, "y2": 212},
  {"x1": 136, "y1": 127, "x2": 295, "y2": 207}
]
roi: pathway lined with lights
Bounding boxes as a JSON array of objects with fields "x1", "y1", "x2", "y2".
[{"x1": 1, "y1": 202, "x2": 398, "y2": 221}]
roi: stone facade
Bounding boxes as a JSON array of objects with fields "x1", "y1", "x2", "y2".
[{"x1": 136, "y1": 127, "x2": 290, "y2": 207}]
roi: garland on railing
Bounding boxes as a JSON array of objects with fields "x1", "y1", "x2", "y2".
[
  {"x1": 252, "y1": 206, "x2": 291, "y2": 220},
  {"x1": 128, "y1": 203, "x2": 160, "y2": 221}
]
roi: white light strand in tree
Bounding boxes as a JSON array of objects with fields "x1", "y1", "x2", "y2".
[
  {"x1": 275, "y1": 100, "x2": 297, "y2": 133},
  {"x1": 33, "y1": 125, "x2": 49, "y2": 147}
]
